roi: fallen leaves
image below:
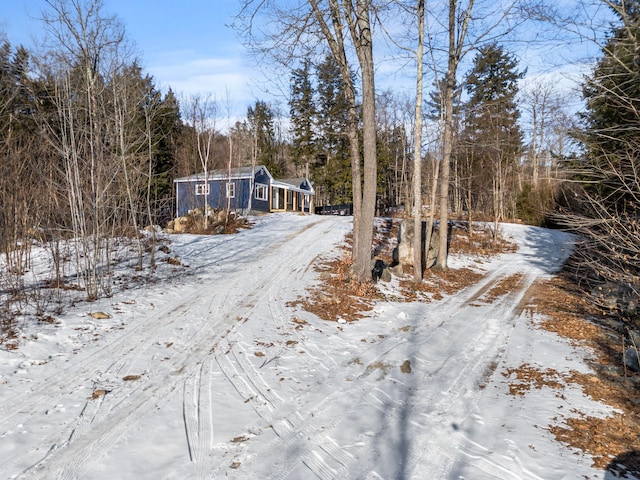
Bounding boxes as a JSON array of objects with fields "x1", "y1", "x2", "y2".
[{"x1": 507, "y1": 275, "x2": 640, "y2": 472}]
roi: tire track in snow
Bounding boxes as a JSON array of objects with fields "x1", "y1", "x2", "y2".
[
  {"x1": 250, "y1": 233, "x2": 565, "y2": 479},
  {"x1": 230, "y1": 258, "x2": 545, "y2": 479},
  {"x1": 385, "y1": 268, "x2": 542, "y2": 480},
  {"x1": 0, "y1": 298, "x2": 193, "y2": 430},
  {"x1": 7, "y1": 216, "x2": 347, "y2": 479},
  {"x1": 34, "y1": 292, "x2": 229, "y2": 479},
  {"x1": 183, "y1": 358, "x2": 214, "y2": 480},
  {"x1": 201, "y1": 220, "x2": 357, "y2": 479},
  {"x1": 209, "y1": 217, "x2": 346, "y2": 420},
  {"x1": 24, "y1": 292, "x2": 250, "y2": 478}
]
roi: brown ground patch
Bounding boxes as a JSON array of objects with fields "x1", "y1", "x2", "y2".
[
  {"x1": 288, "y1": 252, "x2": 380, "y2": 322},
  {"x1": 510, "y1": 274, "x2": 640, "y2": 472},
  {"x1": 477, "y1": 273, "x2": 524, "y2": 304},
  {"x1": 502, "y1": 364, "x2": 567, "y2": 395},
  {"x1": 289, "y1": 220, "x2": 514, "y2": 322},
  {"x1": 449, "y1": 222, "x2": 518, "y2": 257},
  {"x1": 398, "y1": 268, "x2": 485, "y2": 302}
]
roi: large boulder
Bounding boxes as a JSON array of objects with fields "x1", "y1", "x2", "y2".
[
  {"x1": 394, "y1": 220, "x2": 414, "y2": 267},
  {"x1": 173, "y1": 216, "x2": 192, "y2": 233},
  {"x1": 393, "y1": 219, "x2": 439, "y2": 269},
  {"x1": 425, "y1": 230, "x2": 440, "y2": 269}
]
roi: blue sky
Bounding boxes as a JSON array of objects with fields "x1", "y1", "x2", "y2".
[
  {"x1": 1, "y1": 1, "x2": 264, "y2": 116},
  {"x1": 1, "y1": 0, "x2": 606, "y2": 125}
]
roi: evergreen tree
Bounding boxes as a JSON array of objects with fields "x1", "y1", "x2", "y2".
[
  {"x1": 581, "y1": 1, "x2": 640, "y2": 158},
  {"x1": 0, "y1": 41, "x2": 39, "y2": 266},
  {"x1": 459, "y1": 43, "x2": 524, "y2": 220},
  {"x1": 289, "y1": 59, "x2": 316, "y2": 174},
  {"x1": 314, "y1": 54, "x2": 352, "y2": 205},
  {"x1": 247, "y1": 100, "x2": 282, "y2": 177},
  {"x1": 149, "y1": 88, "x2": 182, "y2": 202}
]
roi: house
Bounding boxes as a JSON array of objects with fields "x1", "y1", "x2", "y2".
[{"x1": 173, "y1": 165, "x2": 315, "y2": 217}]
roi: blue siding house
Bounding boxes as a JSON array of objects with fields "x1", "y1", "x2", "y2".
[{"x1": 173, "y1": 165, "x2": 315, "y2": 217}]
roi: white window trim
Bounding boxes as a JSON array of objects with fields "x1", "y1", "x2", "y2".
[
  {"x1": 195, "y1": 183, "x2": 210, "y2": 196},
  {"x1": 255, "y1": 183, "x2": 268, "y2": 201},
  {"x1": 226, "y1": 181, "x2": 236, "y2": 198}
]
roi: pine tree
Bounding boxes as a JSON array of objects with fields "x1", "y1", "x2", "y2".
[
  {"x1": 582, "y1": 1, "x2": 640, "y2": 157},
  {"x1": 459, "y1": 43, "x2": 524, "y2": 221},
  {"x1": 289, "y1": 59, "x2": 316, "y2": 175},
  {"x1": 314, "y1": 54, "x2": 352, "y2": 205},
  {"x1": 149, "y1": 88, "x2": 182, "y2": 202},
  {"x1": 247, "y1": 100, "x2": 281, "y2": 177}
]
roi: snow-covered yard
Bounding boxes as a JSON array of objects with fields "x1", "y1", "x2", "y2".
[{"x1": 0, "y1": 213, "x2": 628, "y2": 479}]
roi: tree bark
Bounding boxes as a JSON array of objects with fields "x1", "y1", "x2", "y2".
[
  {"x1": 310, "y1": 0, "x2": 377, "y2": 281},
  {"x1": 413, "y1": 0, "x2": 425, "y2": 281}
]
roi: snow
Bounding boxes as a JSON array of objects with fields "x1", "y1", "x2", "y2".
[{"x1": 0, "y1": 213, "x2": 623, "y2": 479}]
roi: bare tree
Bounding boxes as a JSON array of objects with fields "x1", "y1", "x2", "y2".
[
  {"x1": 184, "y1": 94, "x2": 218, "y2": 229},
  {"x1": 37, "y1": 0, "x2": 131, "y2": 299},
  {"x1": 412, "y1": 0, "x2": 425, "y2": 281},
  {"x1": 520, "y1": 79, "x2": 563, "y2": 187},
  {"x1": 309, "y1": 0, "x2": 377, "y2": 280},
  {"x1": 433, "y1": 0, "x2": 474, "y2": 270},
  {"x1": 425, "y1": 0, "x2": 521, "y2": 270},
  {"x1": 542, "y1": 0, "x2": 640, "y2": 303},
  {"x1": 236, "y1": 0, "x2": 378, "y2": 281}
]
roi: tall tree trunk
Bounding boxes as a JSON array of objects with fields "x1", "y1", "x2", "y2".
[
  {"x1": 354, "y1": 1, "x2": 377, "y2": 281},
  {"x1": 413, "y1": 0, "x2": 425, "y2": 281},
  {"x1": 436, "y1": 0, "x2": 474, "y2": 271},
  {"x1": 310, "y1": 0, "x2": 377, "y2": 281}
]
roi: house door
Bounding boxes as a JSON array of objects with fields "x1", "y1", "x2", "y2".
[
  {"x1": 286, "y1": 190, "x2": 294, "y2": 211},
  {"x1": 272, "y1": 187, "x2": 285, "y2": 210}
]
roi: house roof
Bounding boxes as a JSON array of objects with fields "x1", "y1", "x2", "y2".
[
  {"x1": 173, "y1": 165, "x2": 270, "y2": 183},
  {"x1": 274, "y1": 178, "x2": 314, "y2": 194},
  {"x1": 278, "y1": 178, "x2": 305, "y2": 187},
  {"x1": 174, "y1": 165, "x2": 314, "y2": 194}
]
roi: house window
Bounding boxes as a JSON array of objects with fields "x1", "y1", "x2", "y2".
[
  {"x1": 195, "y1": 183, "x2": 210, "y2": 196},
  {"x1": 255, "y1": 183, "x2": 268, "y2": 201},
  {"x1": 226, "y1": 182, "x2": 235, "y2": 198}
]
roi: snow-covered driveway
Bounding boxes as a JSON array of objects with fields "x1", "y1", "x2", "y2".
[{"x1": 0, "y1": 215, "x2": 612, "y2": 479}]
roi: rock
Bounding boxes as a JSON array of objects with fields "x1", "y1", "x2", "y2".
[
  {"x1": 394, "y1": 219, "x2": 440, "y2": 270},
  {"x1": 624, "y1": 347, "x2": 640, "y2": 372},
  {"x1": 173, "y1": 216, "x2": 191, "y2": 233},
  {"x1": 400, "y1": 359, "x2": 412, "y2": 374},
  {"x1": 217, "y1": 209, "x2": 228, "y2": 223},
  {"x1": 389, "y1": 264, "x2": 404, "y2": 275},
  {"x1": 380, "y1": 267, "x2": 392, "y2": 283},
  {"x1": 425, "y1": 231, "x2": 440, "y2": 269},
  {"x1": 396, "y1": 220, "x2": 414, "y2": 267}
]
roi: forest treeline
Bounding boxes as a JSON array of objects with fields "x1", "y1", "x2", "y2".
[{"x1": 1, "y1": 0, "x2": 639, "y2": 328}]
